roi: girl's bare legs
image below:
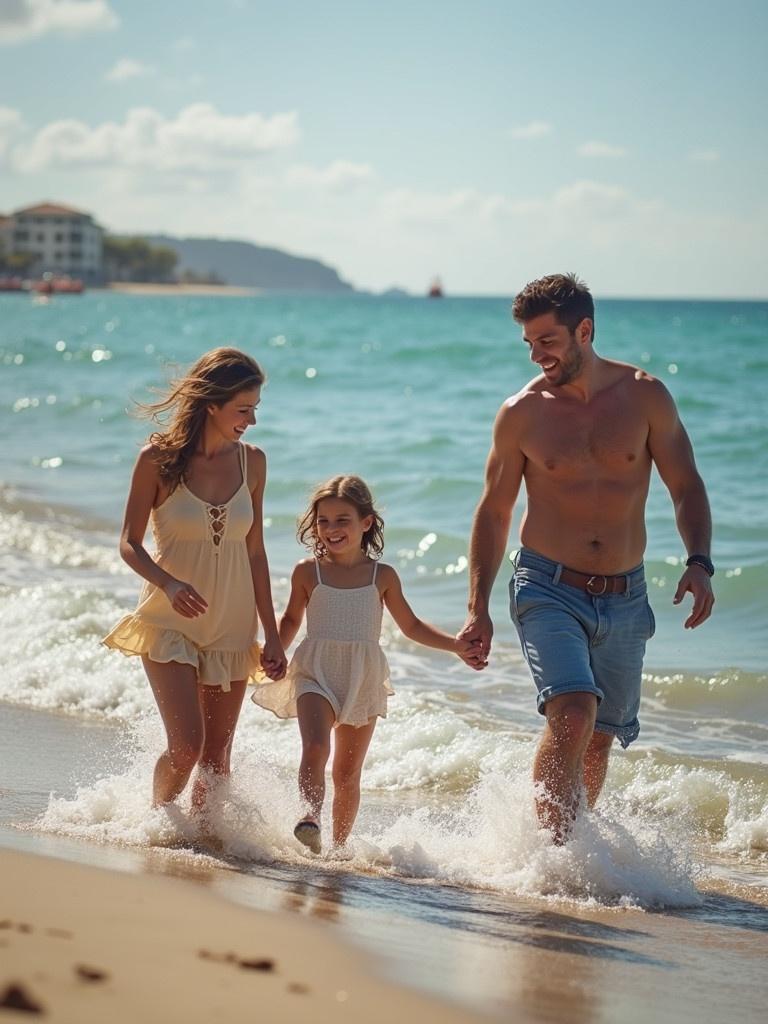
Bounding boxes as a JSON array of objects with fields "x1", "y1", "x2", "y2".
[
  {"x1": 296, "y1": 693, "x2": 335, "y2": 821},
  {"x1": 142, "y1": 656, "x2": 203, "y2": 806},
  {"x1": 191, "y1": 678, "x2": 247, "y2": 816},
  {"x1": 331, "y1": 718, "x2": 376, "y2": 847}
]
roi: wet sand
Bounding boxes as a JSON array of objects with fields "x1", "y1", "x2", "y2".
[{"x1": 1, "y1": 705, "x2": 767, "y2": 1022}]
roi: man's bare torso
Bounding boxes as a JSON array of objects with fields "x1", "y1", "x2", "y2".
[{"x1": 513, "y1": 362, "x2": 655, "y2": 574}]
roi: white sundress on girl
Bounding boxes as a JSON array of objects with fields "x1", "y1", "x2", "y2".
[{"x1": 251, "y1": 559, "x2": 393, "y2": 727}]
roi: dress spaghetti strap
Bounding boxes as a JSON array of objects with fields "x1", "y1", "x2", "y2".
[
  {"x1": 238, "y1": 441, "x2": 247, "y2": 484},
  {"x1": 371, "y1": 560, "x2": 378, "y2": 584},
  {"x1": 315, "y1": 559, "x2": 323, "y2": 584}
]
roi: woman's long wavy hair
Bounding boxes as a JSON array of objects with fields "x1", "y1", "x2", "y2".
[
  {"x1": 139, "y1": 347, "x2": 264, "y2": 492},
  {"x1": 298, "y1": 475, "x2": 385, "y2": 559}
]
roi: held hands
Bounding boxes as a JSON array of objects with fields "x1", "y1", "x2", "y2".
[
  {"x1": 162, "y1": 578, "x2": 208, "y2": 618},
  {"x1": 673, "y1": 565, "x2": 715, "y2": 629},
  {"x1": 457, "y1": 610, "x2": 493, "y2": 670},
  {"x1": 261, "y1": 634, "x2": 287, "y2": 681},
  {"x1": 453, "y1": 635, "x2": 486, "y2": 669}
]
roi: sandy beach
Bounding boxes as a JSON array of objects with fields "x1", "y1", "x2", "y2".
[
  {"x1": 0, "y1": 846, "x2": 489, "y2": 1023},
  {"x1": 105, "y1": 283, "x2": 261, "y2": 297},
  {"x1": 1, "y1": 706, "x2": 767, "y2": 1023}
]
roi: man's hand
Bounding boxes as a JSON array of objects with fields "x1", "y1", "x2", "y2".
[
  {"x1": 673, "y1": 565, "x2": 715, "y2": 629},
  {"x1": 458, "y1": 610, "x2": 493, "y2": 670}
]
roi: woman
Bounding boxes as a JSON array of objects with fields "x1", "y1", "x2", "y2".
[{"x1": 103, "y1": 347, "x2": 286, "y2": 816}]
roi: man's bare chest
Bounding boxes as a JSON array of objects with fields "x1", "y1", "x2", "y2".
[{"x1": 522, "y1": 401, "x2": 650, "y2": 476}]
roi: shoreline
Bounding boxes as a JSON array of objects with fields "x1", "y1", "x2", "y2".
[
  {"x1": 1, "y1": 704, "x2": 767, "y2": 1022},
  {"x1": 0, "y1": 846, "x2": 484, "y2": 1023},
  {"x1": 104, "y1": 282, "x2": 261, "y2": 296}
]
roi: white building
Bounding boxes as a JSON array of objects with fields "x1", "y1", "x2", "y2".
[
  {"x1": 0, "y1": 215, "x2": 13, "y2": 262},
  {"x1": 9, "y1": 202, "x2": 105, "y2": 282}
]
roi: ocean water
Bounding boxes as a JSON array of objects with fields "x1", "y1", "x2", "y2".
[{"x1": 1, "y1": 291, "x2": 766, "y2": 921}]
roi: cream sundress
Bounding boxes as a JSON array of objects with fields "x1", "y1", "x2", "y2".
[
  {"x1": 103, "y1": 443, "x2": 261, "y2": 691},
  {"x1": 251, "y1": 559, "x2": 393, "y2": 727}
]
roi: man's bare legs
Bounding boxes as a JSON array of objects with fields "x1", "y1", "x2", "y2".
[
  {"x1": 533, "y1": 691, "x2": 612, "y2": 843},
  {"x1": 143, "y1": 656, "x2": 204, "y2": 806},
  {"x1": 331, "y1": 719, "x2": 376, "y2": 847},
  {"x1": 583, "y1": 729, "x2": 614, "y2": 807},
  {"x1": 191, "y1": 678, "x2": 247, "y2": 817}
]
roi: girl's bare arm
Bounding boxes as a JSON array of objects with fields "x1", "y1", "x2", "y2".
[
  {"x1": 379, "y1": 564, "x2": 476, "y2": 661},
  {"x1": 278, "y1": 562, "x2": 312, "y2": 650}
]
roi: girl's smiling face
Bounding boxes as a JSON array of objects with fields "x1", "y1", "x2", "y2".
[{"x1": 315, "y1": 497, "x2": 373, "y2": 559}]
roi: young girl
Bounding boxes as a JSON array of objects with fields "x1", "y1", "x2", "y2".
[
  {"x1": 251, "y1": 474, "x2": 476, "y2": 853},
  {"x1": 103, "y1": 348, "x2": 287, "y2": 816}
]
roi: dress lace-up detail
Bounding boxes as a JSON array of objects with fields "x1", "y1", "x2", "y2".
[
  {"x1": 206, "y1": 504, "x2": 228, "y2": 546},
  {"x1": 103, "y1": 442, "x2": 263, "y2": 691}
]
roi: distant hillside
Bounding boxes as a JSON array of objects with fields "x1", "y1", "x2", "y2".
[{"x1": 145, "y1": 235, "x2": 355, "y2": 292}]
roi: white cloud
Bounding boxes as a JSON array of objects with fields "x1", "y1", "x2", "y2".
[
  {"x1": 0, "y1": 0, "x2": 118, "y2": 44},
  {"x1": 689, "y1": 149, "x2": 720, "y2": 162},
  {"x1": 578, "y1": 141, "x2": 628, "y2": 158},
  {"x1": 105, "y1": 57, "x2": 153, "y2": 82},
  {"x1": 510, "y1": 120, "x2": 552, "y2": 140},
  {"x1": 286, "y1": 160, "x2": 373, "y2": 192},
  {"x1": 0, "y1": 106, "x2": 23, "y2": 131},
  {"x1": 0, "y1": 105, "x2": 24, "y2": 159},
  {"x1": 11, "y1": 103, "x2": 299, "y2": 172}
]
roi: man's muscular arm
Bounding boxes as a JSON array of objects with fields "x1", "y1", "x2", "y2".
[
  {"x1": 645, "y1": 376, "x2": 714, "y2": 628},
  {"x1": 459, "y1": 398, "x2": 526, "y2": 666}
]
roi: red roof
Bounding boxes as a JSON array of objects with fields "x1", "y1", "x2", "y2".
[{"x1": 14, "y1": 202, "x2": 89, "y2": 218}]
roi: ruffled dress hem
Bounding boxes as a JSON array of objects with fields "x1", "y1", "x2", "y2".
[
  {"x1": 250, "y1": 638, "x2": 393, "y2": 727},
  {"x1": 102, "y1": 614, "x2": 263, "y2": 691}
]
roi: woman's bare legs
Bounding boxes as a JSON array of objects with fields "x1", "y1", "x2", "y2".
[
  {"x1": 142, "y1": 656, "x2": 203, "y2": 806},
  {"x1": 296, "y1": 693, "x2": 335, "y2": 822},
  {"x1": 331, "y1": 719, "x2": 376, "y2": 847},
  {"x1": 191, "y1": 678, "x2": 247, "y2": 815}
]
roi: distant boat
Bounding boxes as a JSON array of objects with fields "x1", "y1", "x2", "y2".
[{"x1": 427, "y1": 277, "x2": 443, "y2": 298}]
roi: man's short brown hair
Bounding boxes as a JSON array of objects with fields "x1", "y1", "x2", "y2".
[{"x1": 512, "y1": 273, "x2": 595, "y2": 342}]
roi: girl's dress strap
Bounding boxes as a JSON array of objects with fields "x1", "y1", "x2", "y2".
[
  {"x1": 371, "y1": 560, "x2": 378, "y2": 584},
  {"x1": 315, "y1": 559, "x2": 323, "y2": 584},
  {"x1": 238, "y1": 441, "x2": 247, "y2": 481}
]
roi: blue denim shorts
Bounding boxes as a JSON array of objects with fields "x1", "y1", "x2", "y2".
[{"x1": 509, "y1": 548, "x2": 655, "y2": 748}]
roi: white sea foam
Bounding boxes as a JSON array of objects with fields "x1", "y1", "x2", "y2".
[{"x1": 36, "y1": 718, "x2": 703, "y2": 908}]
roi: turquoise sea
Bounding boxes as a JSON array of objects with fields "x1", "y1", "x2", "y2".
[{"x1": 1, "y1": 291, "x2": 766, "y2": 969}]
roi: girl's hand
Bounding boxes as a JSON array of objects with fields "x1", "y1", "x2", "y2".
[
  {"x1": 162, "y1": 578, "x2": 208, "y2": 618},
  {"x1": 454, "y1": 635, "x2": 487, "y2": 669},
  {"x1": 261, "y1": 635, "x2": 287, "y2": 681}
]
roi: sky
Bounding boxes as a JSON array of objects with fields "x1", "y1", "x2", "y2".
[{"x1": 0, "y1": 0, "x2": 766, "y2": 296}]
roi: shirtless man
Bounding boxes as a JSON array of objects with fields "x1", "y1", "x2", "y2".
[{"x1": 460, "y1": 273, "x2": 714, "y2": 842}]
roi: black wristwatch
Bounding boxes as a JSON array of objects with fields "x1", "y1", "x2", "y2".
[{"x1": 686, "y1": 554, "x2": 715, "y2": 577}]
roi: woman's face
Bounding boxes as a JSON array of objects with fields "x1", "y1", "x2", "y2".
[{"x1": 207, "y1": 387, "x2": 261, "y2": 442}]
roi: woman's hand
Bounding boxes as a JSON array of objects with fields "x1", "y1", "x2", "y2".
[
  {"x1": 162, "y1": 578, "x2": 208, "y2": 618},
  {"x1": 261, "y1": 634, "x2": 287, "y2": 680}
]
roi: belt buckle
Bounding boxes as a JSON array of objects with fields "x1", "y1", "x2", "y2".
[{"x1": 586, "y1": 574, "x2": 608, "y2": 596}]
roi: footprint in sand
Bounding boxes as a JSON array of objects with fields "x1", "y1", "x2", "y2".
[
  {"x1": 75, "y1": 965, "x2": 109, "y2": 983},
  {"x1": 197, "y1": 950, "x2": 276, "y2": 972},
  {"x1": 0, "y1": 982, "x2": 44, "y2": 1014}
]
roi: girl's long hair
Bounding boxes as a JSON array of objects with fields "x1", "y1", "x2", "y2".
[
  {"x1": 298, "y1": 475, "x2": 385, "y2": 559},
  {"x1": 139, "y1": 347, "x2": 264, "y2": 492}
]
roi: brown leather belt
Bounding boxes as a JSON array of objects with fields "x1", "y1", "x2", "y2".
[{"x1": 558, "y1": 567, "x2": 629, "y2": 595}]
